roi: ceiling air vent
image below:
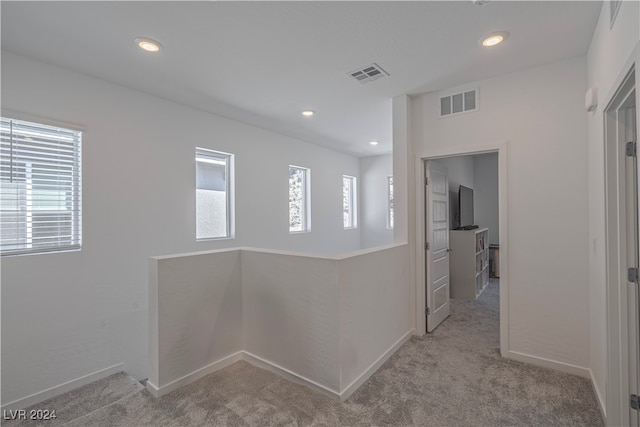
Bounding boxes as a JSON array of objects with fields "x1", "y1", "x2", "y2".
[
  {"x1": 440, "y1": 88, "x2": 478, "y2": 118},
  {"x1": 349, "y1": 63, "x2": 389, "y2": 84}
]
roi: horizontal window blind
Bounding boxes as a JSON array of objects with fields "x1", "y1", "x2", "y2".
[{"x1": 1, "y1": 117, "x2": 82, "y2": 256}]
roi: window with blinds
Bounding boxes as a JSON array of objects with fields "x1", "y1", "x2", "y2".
[{"x1": 1, "y1": 117, "x2": 82, "y2": 256}]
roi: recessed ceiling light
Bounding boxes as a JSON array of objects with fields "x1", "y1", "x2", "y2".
[
  {"x1": 301, "y1": 109, "x2": 315, "y2": 117},
  {"x1": 369, "y1": 141, "x2": 379, "y2": 146},
  {"x1": 135, "y1": 37, "x2": 162, "y2": 53},
  {"x1": 482, "y1": 32, "x2": 508, "y2": 47}
]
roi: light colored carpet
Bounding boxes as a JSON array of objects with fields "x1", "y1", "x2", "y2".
[{"x1": 7, "y1": 279, "x2": 604, "y2": 426}]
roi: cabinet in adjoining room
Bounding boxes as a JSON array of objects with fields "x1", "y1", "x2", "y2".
[{"x1": 449, "y1": 228, "x2": 489, "y2": 300}]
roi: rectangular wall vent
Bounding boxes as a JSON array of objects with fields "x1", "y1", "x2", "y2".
[
  {"x1": 349, "y1": 63, "x2": 389, "y2": 84},
  {"x1": 440, "y1": 88, "x2": 478, "y2": 118}
]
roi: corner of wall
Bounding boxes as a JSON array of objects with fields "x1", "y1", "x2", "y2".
[
  {"x1": 148, "y1": 258, "x2": 159, "y2": 387},
  {"x1": 392, "y1": 94, "x2": 411, "y2": 246},
  {"x1": 589, "y1": 368, "x2": 606, "y2": 420},
  {"x1": 237, "y1": 249, "x2": 246, "y2": 351}
]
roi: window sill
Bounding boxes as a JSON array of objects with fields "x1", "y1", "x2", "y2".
[
  {"x1": 1, "y1": 246, "x2": 82, "y2": 257},
  {"x1": 197, "y1": 236, "x2": 235, "y2": 242}
]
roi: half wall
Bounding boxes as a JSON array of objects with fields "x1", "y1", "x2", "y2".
[{"x1": 148, "y1": 244, "x2": 413, "y2": 400}]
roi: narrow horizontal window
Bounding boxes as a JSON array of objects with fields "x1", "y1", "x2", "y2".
[
  {"x1": 1, "y1": 117, "x2": 82, "y2": 256},
  {"x1": 289, "y1": 165, "x2": 310, "y2": 233},
  {"x1": 196, "y1": 148, "x2": 233, "y2": 240},
  {"x1": 343, "y1": 175, "x2": 357, "y2": 229}
]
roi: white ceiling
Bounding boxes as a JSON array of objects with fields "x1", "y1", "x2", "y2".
[{"x1": 1, "y1": 1, "x2": 601, "y2": 157}]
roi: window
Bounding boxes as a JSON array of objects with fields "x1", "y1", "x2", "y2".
[
  {"x1": 387, "y1": 176, "x2": 394, "y2": 229},
  {"x1": 196, "y1": 148, "x2": 233, "y2": 240},
  {"x1": 343, "y1": 175, "x2": 357, "y2": 229},
  {"x1": 289, "y1": 165, "x2": 310, "y2": 233},
  {"x1": 1, "y1": 117, "x2": 82, "y2": 256}
]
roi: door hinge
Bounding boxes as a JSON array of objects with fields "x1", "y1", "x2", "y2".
[
  {"x1": 426, "y1": 307, "x2": 431, "y2": 315},
  {"x1": 626, "y1": 141, "x2": 637, "y2": 157},
  {"x1": 631, "y1": 394, "x2": 639, "y2": 410},
  {"x1": 425, "y1": 242, "x2": 430, "y2": 250},
  {"x1": 629, "y1": 267, "x2": 639, "y2": 283},
  {"x1": 425, "y1": 177, "x2": 429, "y2": 186}
]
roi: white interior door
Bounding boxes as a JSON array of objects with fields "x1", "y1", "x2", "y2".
[
  {"x1": 425, "y1": 161, "x2": 450, "y2": 332},
  {"x1": 624, "y1": 104, "x2": 640, "y2": 427}
]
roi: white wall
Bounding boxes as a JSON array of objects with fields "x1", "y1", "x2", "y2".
[
  {"x1": 412, "y1": 56, "x2": 590, "y2": 370},
  {"x1": 392, "y1": 94, "x2": 417, "y2": 332},
  {"x1": 242, "y1": 250, "x2": 341, "y2": 391},
  {"x1": 432, "y1": 156, "x2": 475, "y2": 229},
  {"x1": 586, "y1": 0, "x2": 640, "y2": 410},
  {"x1": 1, "y1": 51, "x2": 362, "y2": 407},
  {"x1": 474, "y1": 153, "x2": 499, "y2": 245},
  {"x1": 338, "y1": 244, "x2": 412, "y2": 391},
  {"x1": 148, "y1": 245, "x2": 412, "y2": 399},
  {"x1": 434, "y1": 156, "x2": 474, "y2": 191},
  {"x1": 360, "y1": 154, "x2": 393, "y2": 248},
  {"x1": 149, "y1": 250, "x2": 242, "y2": 389},
  {"x1": 393, "y1": 95, "x2": 412, "y2": 247}
]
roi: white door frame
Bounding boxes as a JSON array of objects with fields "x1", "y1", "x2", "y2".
[
  {"x1": 603, "y1": 44, "x2": 640, "y2": 427},
  {"x1": 414, "y1": 142, "x2": 509, "y2": 357}
]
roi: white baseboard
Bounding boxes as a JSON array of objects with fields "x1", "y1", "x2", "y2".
[
  {"x1": 339, "y1": 328, "x2": 415, "y2": 401},
  {"x1": 146, "y1": 350, "x2": 340, "y2": 400},
  {"x1": 506, "y1": 351, "x2": 590, "y2": 378},
  {"x1": 506, "y1": 349, "x2": 606, "y2": 419},
  {"x1": 18, "y1": 329, "x2": 412, "y2": 406},
  {"x1": 1, "y1": 363, "x2": 124, "y2": 412},
  {"x1": 588, "y1": 369, "x2": 606, "y2": 420},
  {"x1": 146, "y1": 351, "x2": 243, "y2": 398},
  {"x1": 147, "y1": 330, "x2": 415, "y2": 402},
  {"x1": 242, "y1": 351, "x2": 340, "y2": 400}
]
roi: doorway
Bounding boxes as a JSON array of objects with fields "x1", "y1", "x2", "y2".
[
  {"x1": 416, "y1": 144, "x2": 508, "y2": 357},
  {"x1": 604, "y1": 65, "x2": 640, "y2": 427}
]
